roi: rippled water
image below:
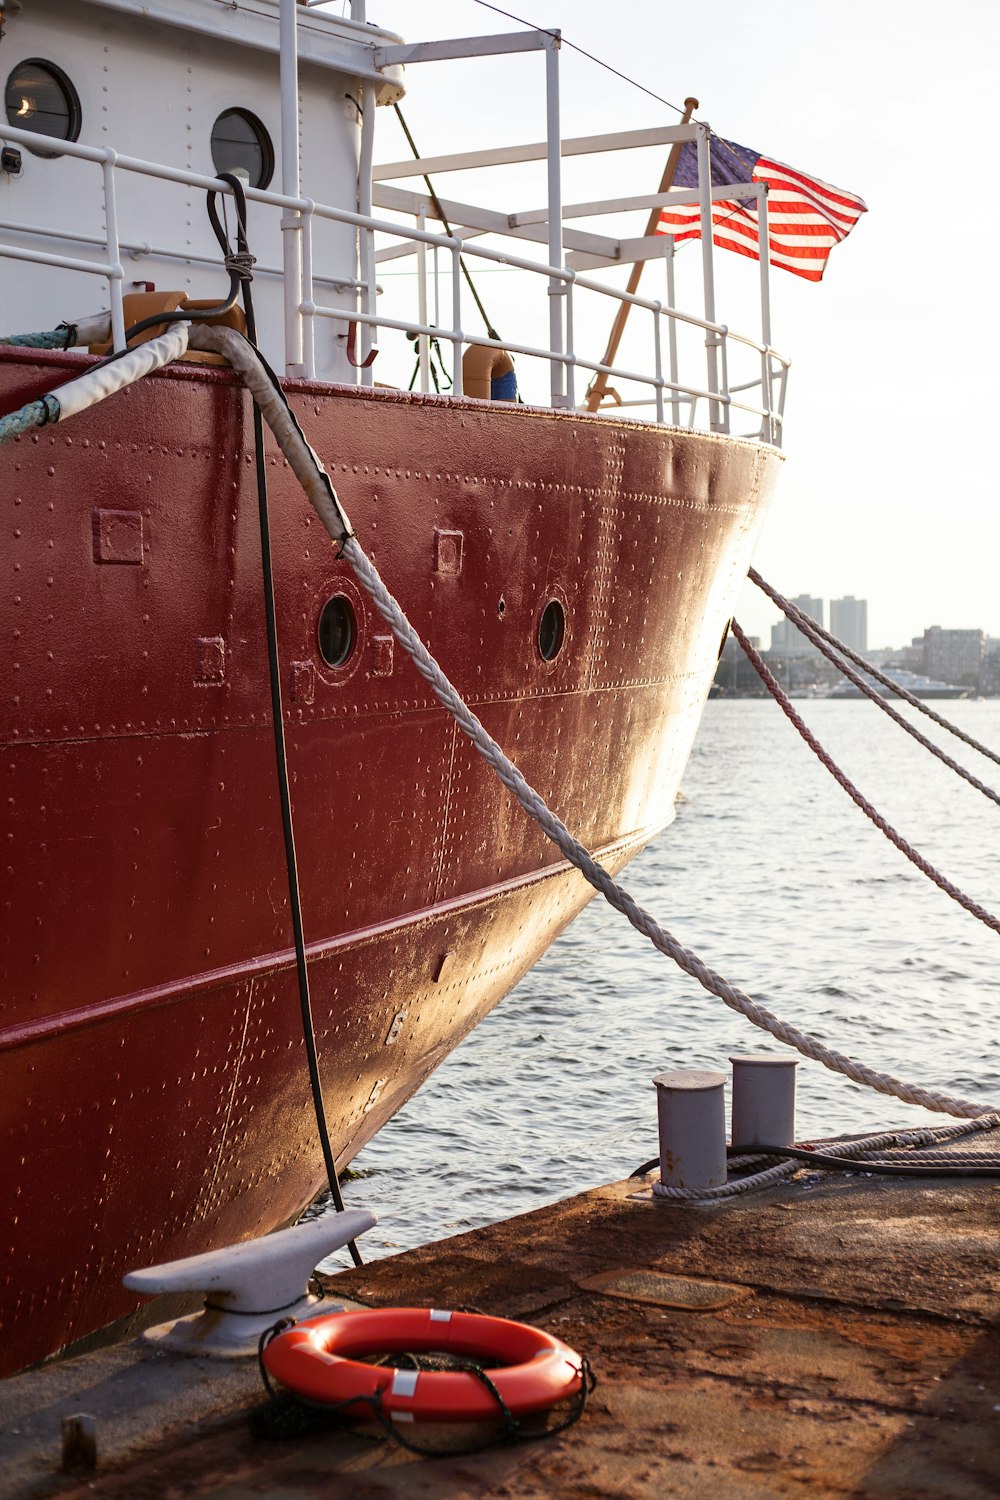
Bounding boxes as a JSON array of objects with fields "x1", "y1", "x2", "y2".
[{"x1": 331, "y1": 699, "x2": 1000, "y2": 1261}]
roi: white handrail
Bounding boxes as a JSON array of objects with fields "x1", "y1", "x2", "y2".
[{"x1": 0, "y1": 119, "x2": 790, "y2": 442}]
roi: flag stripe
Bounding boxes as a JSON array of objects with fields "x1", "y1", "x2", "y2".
[{"x1": 656, "y1": 137, "x2": 866, "y2": 282}]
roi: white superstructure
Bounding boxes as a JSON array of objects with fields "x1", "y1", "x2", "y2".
[
  {"x1": 0, "y1": 0, "x2": 788, "y2": 430},
  {"x1": 0, "y1": 0, "x2": 403, "y2": 380}
]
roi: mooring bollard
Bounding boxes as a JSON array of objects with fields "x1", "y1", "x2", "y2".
[
  {"x1": 730, "y1": 1055, "x2": 798, "y2": 1148},
  {"x1": 652, "y1": 1070, "x2": 728, "y2": 1188}
]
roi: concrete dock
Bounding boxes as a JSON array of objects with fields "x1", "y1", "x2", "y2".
[{"x1": 2, "y1": 1158, "x2": 998, "y2": 1498}]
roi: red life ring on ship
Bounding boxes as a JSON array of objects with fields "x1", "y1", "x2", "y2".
[{"x1": 262, "y1": 1307, "x2": 584, "y2": 1424}]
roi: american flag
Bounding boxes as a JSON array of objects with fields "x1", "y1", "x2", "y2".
[{"x1": 657, "y1": 136, "x2": 867, "y2": 282}]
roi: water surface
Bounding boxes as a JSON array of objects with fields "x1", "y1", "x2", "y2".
[{"x1": 330, "y1": 698, "x2": 1000, "y2": 1259}]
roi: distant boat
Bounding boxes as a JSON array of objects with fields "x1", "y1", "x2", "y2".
[{"x1": 828, "y1": 668, "x2": 970, "y2": 701}]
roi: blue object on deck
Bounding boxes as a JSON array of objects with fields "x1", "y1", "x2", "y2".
[{"x1": 491, "y1": 368, "x2": 517, "y2": 402}]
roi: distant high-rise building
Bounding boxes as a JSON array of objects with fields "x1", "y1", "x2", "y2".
[
  {"x1": 922, "y1": 626, "x2": 984, "y2": 685},
  {"x1": 830, "y1": 596, "x2": 867, "y2": 654},
  {"x1": 769, "y1": 595, "x2": 824, "y2": 657}
]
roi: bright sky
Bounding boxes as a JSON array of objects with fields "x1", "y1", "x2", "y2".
[{"x1": 349, "y1": 0, "x2": 1000, "y2": 648}]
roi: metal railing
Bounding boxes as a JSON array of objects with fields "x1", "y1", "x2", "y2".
[{"x1": 0, "y1": 111, "x2": 790, "y2": 446}]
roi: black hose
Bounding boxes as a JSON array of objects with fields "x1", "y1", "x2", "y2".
[
  {"x1": 729, "y1": 1143, "x2": 1000, "y2": 1178},
  {"x1": 208, "y1": 173, "x2": 362, "y2": 1266},
  {"x1": 630, "y1": 1144, "x2": 1000, "y2": 1181}
]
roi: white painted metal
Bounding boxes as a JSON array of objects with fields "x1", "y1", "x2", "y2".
[
  {"x1": 371, "y1": 183, "x2": 620, "y2": 259},
  {"x1": 358, "y1": 78, "x2": 378, "y2": 382},
  {"x1": 301, "y1": 206, "x2": 316, "y2": 380},
  {"x1": 123, "y1": 1211, "x2": 376, "y2": 1357},
  {"x1": 375, "y1": 224, "x2": 486, "y2": 264},
  {"x1": 511, "y1": 180, "x2": 760, "y2": 230},
  {"x1": 85, "y1": 0, "x2": 404, "y2": 87},
  {"x1": 665, "y1": 236, "x2": 680, "y2": 427},
  {"x1": 652, "y1": 1070, "x2": 728, "y2": 1190},
  {"x1": 0, "y1": 7, "x2": 789, "y2": 439},
  {"x1": 652, "y1": 298, "x2": 664, "y2": 425},
  {"x1": 372, "y1": 123, "x2": 699, "y2": 182},
  {"x1": 756, "y1": 184, "x2": 775, "y2": 443},
  {"x1": 280, "y1": 0, "x2": 304, "y2": 376},
  {"x1": 544, "y1": 34, "x2": 565, "y2": 407},
  {"x1": 564, "y1": 272, "x2": 576, "y2": 410},
  {"x1": 374, "y1": 32, "x2": 549, "y2": 68},
  {"x1": 101, "y1": 159, "x2": 126, "y2": 353},
  {"x1": 696, "y1": 127, "x2": 723, "y2": 433},
  {"x1": 416, "y1": 210, "x2": 430, "y2": 393},
  {"x1": 730, "y1": 1056, "x2": 797, "y2": 1148},
  {"x1": 450, "y1": 241, "x2": 463, "y2": 396}
]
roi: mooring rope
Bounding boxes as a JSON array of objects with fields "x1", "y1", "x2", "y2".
[
  {"x1": 3, "y1": 321, "x2": 994, "y2": 1124},
  {"x1": 731, "y1": 621, "x2": 1000, "y2": 939},
  {"x1": 750, "y1": 568, "x2": 1000, "y2": 771},
  {"x1": 747, "y1": 575, "x2": 1000, "y2": 807}
]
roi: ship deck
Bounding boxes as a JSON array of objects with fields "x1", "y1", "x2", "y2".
[{"x1": 2, "y1": 1143, "x2": 998, "y2": 1499}]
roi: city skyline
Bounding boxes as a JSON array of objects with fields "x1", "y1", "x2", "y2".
[{"x1": 758, "y1": 591, "x2": 998, "y2": 654}]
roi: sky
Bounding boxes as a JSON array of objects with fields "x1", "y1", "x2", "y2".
[{"x1": 332, "y1": 0, "x2": 1000, "y2": 648}]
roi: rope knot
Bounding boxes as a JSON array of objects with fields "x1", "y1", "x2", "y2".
[{"x1": 225, "y1": 249, "x2": 256, "y2": 282}]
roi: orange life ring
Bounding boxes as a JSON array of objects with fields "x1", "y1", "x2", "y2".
[{"x1": 262, "y1": 1307, "x2": 584, "y2": 1424}]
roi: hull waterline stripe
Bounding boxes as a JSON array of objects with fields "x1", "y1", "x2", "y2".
[{"x1": 0, "y1": 822, "x2": 660, "y2": 1053}]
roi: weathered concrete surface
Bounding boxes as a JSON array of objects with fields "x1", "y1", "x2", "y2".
[{"x1": 3, "y1": 1164, "x2": 998, "y2": 1499}]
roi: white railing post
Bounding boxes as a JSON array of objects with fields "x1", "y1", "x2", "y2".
[
  {"x1": 416, "y1": 208, "x2": 430, "y2": 393},
  {"x1": 451, "y1": 240, "x2": 463, "y2": 396},
  {"x1": 101, "y1": 153, "x2": 126, "y2": 352},
  {"x1": 564, "y1": 272, "x2": 575, "y2": 408},
  {"x1": 696, "y1": 125, "x2": 722, "y2": 432},
  {"x1": 544, "y1": 32, "x2": 565, "y2": 408},
  {"x1": 301, "y1": 201, "x2": 316, "y2": 380},
  {"x1": 718, "y1": 329, "x2": 730, "y2": 434},
  {"x1": 358, "y1": 78, "x2": 377, "y2": 386},
  {"x1": 756, "y1": 182, "x2": 774, "y2": 443},
  {"x1": 279, "y1": 0, "x2": 304, "y2": 375},
  {"x1": 652, "y1": 302, "x2": 664, "y2": 424},
  {"x1": 664, "y1": 234, "x2": 680, "y2": 427}
]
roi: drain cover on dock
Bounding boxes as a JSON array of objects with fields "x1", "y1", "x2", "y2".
[{"x1": 578, "y1": 1268, "x2": 751, "y2": 1310}]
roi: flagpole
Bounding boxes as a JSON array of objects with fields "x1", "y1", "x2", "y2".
[{"x1": 584, "y1": 96, "x2": 699, "y2": 414}]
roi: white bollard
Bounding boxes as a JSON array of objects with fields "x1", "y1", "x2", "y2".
[
  {"x1": 652, "y1": 1069, "x2": 728, "y2": 1189},
  {"x1": 123, "y1": 1210, "x2": 376, "y2": 1357},
  {"x1": 730, "y1": 1055, "x2": 798, "y2": 1148}
]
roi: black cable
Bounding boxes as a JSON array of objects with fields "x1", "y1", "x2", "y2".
[
  {"x1": 392, "y1": 103, "x2": 500, "y2": 342},
  {"x1": 630, "y1": 1144, "x2": 1000, "y2": 1180},
  {"x1": 207, "y1": 172, "x2": 362, "y2": 1266},
  {"x1": 729, "y1": 1144, "x2": 1000, "y2": 1179}
]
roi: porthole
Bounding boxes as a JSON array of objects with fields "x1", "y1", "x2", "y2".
[
  {"x1": 318, "y1": 595, "x2": 356, "y2": 668},
  {"x1": 538, "y1": 599, "x2": 566, "y2": 662},
  {"x1": 210, "y1": 108, "x2": 274, "y2": 189},
  {"x1": 4, "y1": 59, "x2": 81, "y2": 157}
]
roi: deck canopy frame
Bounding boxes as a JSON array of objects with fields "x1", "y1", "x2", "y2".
[
  {"x1": 0, "y1": 0, "x2": 788, "y2": 441},
  {"x1": 351, "y1": 15, "x2": 786, "y2": 438}
]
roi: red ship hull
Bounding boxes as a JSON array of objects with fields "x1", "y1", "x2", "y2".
[{"x1": 0, "y1": 349, "x2": 780, "y2": 1374}]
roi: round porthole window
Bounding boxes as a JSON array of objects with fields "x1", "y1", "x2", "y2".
[
  {"x1": 210, "y1": 108, "x2": 274, "y2": 189},
  {"x1": 4, "y1": 59, "x2": 81, "y2": 157},
  {"x1": 318, "y1": 595, "x2": 356, "y2": 668},
  {"x1": 538, "y1": 599, "x2": 566, "y2": 662}
]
